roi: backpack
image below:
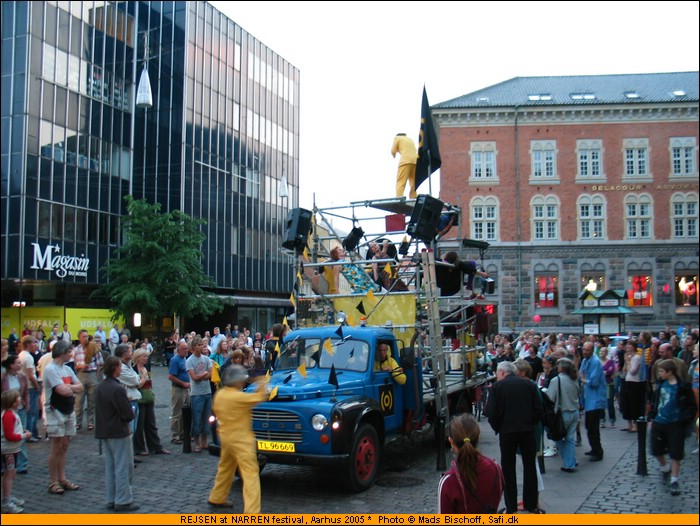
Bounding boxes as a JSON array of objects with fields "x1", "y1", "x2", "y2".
[{"x1": 540, "y1": 381, "x2": 566, "y2": 441}]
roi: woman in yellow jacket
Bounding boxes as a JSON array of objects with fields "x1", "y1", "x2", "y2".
[{"x1": 207, "y1": 365, "x2": 269, "y2": 512}]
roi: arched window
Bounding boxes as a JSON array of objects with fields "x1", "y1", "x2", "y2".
[
  {"x1": 671, "y1": 192, "x2": 698, "y2": 239},
  {"x1": 531, "y1": 195, "x2": 560, "y2": 240},
  {"x1": 625, "y1": 193, "x2": 653, "y2": 240},
  {"x1": 534, "y1": 263, "x2": 559, "y2": 309},
  {"x1": 627, "y1": 262, "x2": 653, "y2": 307},
  {"x1": 577, "y1": 194, "x2": 606, "y2": 240},
  {"x1": 470, "y1": 196, "x2": 499, "y2": 241}
]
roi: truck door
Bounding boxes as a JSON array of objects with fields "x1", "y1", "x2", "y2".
[{"x1": 372, "y1": 341, "x2": 405, "y2": 432}]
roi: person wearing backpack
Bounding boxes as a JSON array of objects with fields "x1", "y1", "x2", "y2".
[
  {"x1": 438, "y1": 413, "x2": 504, "y2": 513},
  {"x1": 547, "y1": 358, "x2": 581, "y2": 472}
]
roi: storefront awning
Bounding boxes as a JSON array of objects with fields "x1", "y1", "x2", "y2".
[
  {"x1": 571, "y1": 306, "x2": 636, "y2": 314},
  {"x1": 219, "y1": 295, "x2": 290, "y2": 307}
]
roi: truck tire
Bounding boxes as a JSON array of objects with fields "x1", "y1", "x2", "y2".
[{"x1": 344, "y1": 423, "x2": 380, "y2": 492}]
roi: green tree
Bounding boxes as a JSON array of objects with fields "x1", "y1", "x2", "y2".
[{"x1": 92, "y1": 195, "x2": 224, "y2": 336}]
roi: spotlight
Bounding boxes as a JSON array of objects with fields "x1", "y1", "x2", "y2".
[{"x1": 342, "y1": 225, "x2": 364, "y2": 252}]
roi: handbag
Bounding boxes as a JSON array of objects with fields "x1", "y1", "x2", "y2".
[
  {"x1": 138, "y1": 387, "x2": 155, "y2": 404},
  {"x1": 542, "y1": 377, "x2": 566, "y2": 441},
  {"x1": 50, "y1": 389, "x2": 75, "y2": 415}
]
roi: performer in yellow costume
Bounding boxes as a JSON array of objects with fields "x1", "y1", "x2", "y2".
[
  {"x1": 374, "y1": 343, "x2": 406, "y2": 385},
  {"x1": 392, "y1": 133, "x2": 418, "y2": 198},
  {"x1": 207, "y1": 365, "x2": 269, "y2": 512}
]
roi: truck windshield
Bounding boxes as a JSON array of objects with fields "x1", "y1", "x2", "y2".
[{"x1": 277, "y1": 338, "x2": 369, "y2": 373}]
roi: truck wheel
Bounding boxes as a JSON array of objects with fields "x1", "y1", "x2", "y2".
[{"x1": 344, "y1": 424, "x2": 380, "y2": 492}]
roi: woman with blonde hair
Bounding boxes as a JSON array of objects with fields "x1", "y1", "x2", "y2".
[
  {"x1": 438, "y1": 413, "x2": 503, "y2": 513},
  {"x1": 131, "y1": 348, "x2": 169, "y2": 456}
]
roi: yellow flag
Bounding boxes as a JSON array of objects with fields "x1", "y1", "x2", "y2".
[
  {"x1": 268, "y1": 386, "x2": 279, "y2": 400},
  {"x1": 384, "y1": 262, "x2": 392, "y2": 276},
  {"x1": 324, "y1": 338, "x2": 334, "y2": 355},
  {"x1": 346, "y1": 314, "x2": 355, "y2": 327},
  {"x1": 297, "y1": 269, "x2": 303, "y2": 283},
  {"x1": 367, "y1": 288, "x2": 375, "y2": 302},
  {"x1": 297, "y1": 363, "x2": 307, "y2": 378},
  {"x1": 282, "y1": 316, "x2": 289, "y2": 328},
  {"x1": 289, "y1": 293, "x2": 296, "y2": 307},
  {"x1": 275, "y1": 341, "x2": 280, "y2": 352},
  {"x1": 303, "y1": 246, "x2": 309, "y2": 259}
]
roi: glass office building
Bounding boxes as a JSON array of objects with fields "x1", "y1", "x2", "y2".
[{"x1": 1, "y1": 1, "x2": 300, "y2": 335}]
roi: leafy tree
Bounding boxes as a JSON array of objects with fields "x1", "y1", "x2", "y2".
[{"x1": 92, "y1": 195, "x2": 224, "y2": 337}]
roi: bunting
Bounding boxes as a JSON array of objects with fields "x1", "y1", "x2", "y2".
[
  {"x1": 297, "y1": 362, "x2": 307, "y2": 378},
  {"x1": 324, "y1": 338, "x2": 334, "y2": 355},
  {"x1": 328, "y1": 364, "x2": 339, "y2": 389},
  {"x1": 356, "y1": 301, "x2": 366, "y2": 315},
  {"x1": 335, "y1": 325, "x2": 344, "y2": 338},
  {"x1": 268, "y1": 385, "x2": 279, "y2": 400}
]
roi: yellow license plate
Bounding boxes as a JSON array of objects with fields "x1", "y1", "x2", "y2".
[{"x1": 257, "y1": 440, "x2": 295, "y2": 453}]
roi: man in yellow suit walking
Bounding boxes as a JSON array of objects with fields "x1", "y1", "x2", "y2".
[
  {"x1": 207, "y1": 365, "x2": 269, "y2": 512},
  {"x1": 392, "y1": 133, "x2": 418, "y2": 199}
]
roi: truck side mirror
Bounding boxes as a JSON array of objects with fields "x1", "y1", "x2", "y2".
[{"x1": 399, "y1": 346, "x2": 415, "y2": 370}]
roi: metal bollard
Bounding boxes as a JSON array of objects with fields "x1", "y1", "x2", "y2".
[
  {"x1": 436, "y1": 409, "x2": 447, "y2": 471},
  {"x1": 636, "y1": 417, "x2": 648, "y2": 476},
  {"x1": 182, "y1": 405, "x2": 192, "y2": 454}
]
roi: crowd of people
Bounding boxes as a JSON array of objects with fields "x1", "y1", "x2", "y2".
[
  {"x1": 0, "y1": 320, "x2": 286, "y2": 513},
  {"x1": 2, "y1": 321, "x2": 698, "y2": 514},
  {"x1": 449, "y1": 325, "x2": 698, "y2": 513}
]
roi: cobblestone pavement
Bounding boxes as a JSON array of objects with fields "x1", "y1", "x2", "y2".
[{"x1": 10, "y1": 364, "x2": 699, "y2": 515}]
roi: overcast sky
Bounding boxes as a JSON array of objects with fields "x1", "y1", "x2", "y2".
[{"x1": 209, "y1": 1, "x2": 699, "y2": 222}]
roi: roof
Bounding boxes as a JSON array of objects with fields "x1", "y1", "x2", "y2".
[
  {"x1": 435, "y1": 72, "x2": 699, "y2": 109},
  {"x1": 571, "y1": 306, "x2": 637, "y2": 315}
]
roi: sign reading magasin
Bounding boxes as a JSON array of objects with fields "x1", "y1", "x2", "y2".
[{"x1": 30, "y1": 243, "x2": 89, "y2": 278}]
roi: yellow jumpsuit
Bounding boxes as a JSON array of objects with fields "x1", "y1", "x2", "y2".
[
  {"x1": 208, "y1": 384, "x2": 268, "y2": 513},
  {"x1": 374, "y1": 353, "x2": 407, "y2": 385},
  {"x1": 392, "y1": 134, "x2": 418, "y2": 198}
]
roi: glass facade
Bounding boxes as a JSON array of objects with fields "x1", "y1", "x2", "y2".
[{"x1": 1, "y1": 1, "x2": 300, "y2": 331}]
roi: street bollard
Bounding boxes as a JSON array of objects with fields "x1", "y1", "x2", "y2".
[
  {"x1": 636, "y1": 417, "x2": 648, "y2": 476},
  {"x1": 182, "y1": 405, "x2": 192, "y2": 454},
  {"x1": 436, "y1": 409, "x2": 447, "y2": 471}
]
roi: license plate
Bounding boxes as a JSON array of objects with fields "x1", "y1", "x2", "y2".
[{"x1": 257, "y1": 440, "x2": 295, "y2": 453}]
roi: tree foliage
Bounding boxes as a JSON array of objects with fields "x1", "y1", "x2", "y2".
[{"x1": 92, "y1": 195, "x2": 224, "y2": 326}]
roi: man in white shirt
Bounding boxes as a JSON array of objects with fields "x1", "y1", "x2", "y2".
[
  {"x1": 108, "y1": 324, "x2": 120, "y2": 355},
  {"x1": 94, "y1": 324, "x2": 107, "y2": 351}
]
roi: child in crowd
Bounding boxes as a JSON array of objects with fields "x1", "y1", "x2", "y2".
[{"x1": 1, "y1": 389, "x2": 32, "y2": 513}]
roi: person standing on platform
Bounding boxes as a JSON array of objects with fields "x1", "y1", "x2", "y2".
[{"x1": 392, "y1": 133, "x2": 418, "y2": 199}]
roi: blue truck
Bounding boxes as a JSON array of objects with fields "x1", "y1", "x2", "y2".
[
  {"x1": 209, "y1": 198, "x2": 495, "y2": 491},
  {"x1": 245, "y1": 322, "x2": 488, "y2": 492}
]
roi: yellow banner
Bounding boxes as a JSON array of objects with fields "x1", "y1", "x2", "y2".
[
  {"x1": 0, "y1": 306, "x2": 64, "y2": 336},
  {"x1": 1, "y1": 514, "x2": 698, "y2": 525},
  {"x1": 65, "y1": 308, "x2": 124, "y2": 335}
]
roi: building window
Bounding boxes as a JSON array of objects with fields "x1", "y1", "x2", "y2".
[
  {"x1": 577, "y1": 194, "x2": 606, "y2": 240},
  {"x1": 530, "y1": 140, "x2": 557, "y2": 181},
  {"x1": 469, "y1": 142, "x2": 497, "y2": 182},
  {"x1": 627, "y1": 271, "x2": 653, "y2": 307},
  {"x1": 625, "y1": 194, "x2": 653, "y2": 239},
  {"x1": 675, "y1": 273, "x2": 698, "y2": 307},
  {"x1": 671, "y1": 192, "x2": 698, "y2": 239},
  {"x1": 534, "y1": 274, "x2": 558, "y2": 309},
  {"x1": 623, "y1": 138, "x2": 649, "y2": 178},
  {"x1": 470, "y1": 196, "x2": 498, "y2": 241},
  {"x1": 580, "y1": 262, "x2": 606, "y2": 293},
  {"x1": 670, "y1": 137, "x2": 697, "y2": 177},
  {"x1": 531, "y1": 195, "x2": 559, "y2": 240},
  {"x1": 576, "y1": 140, "x2": 603, "y2": 180}
]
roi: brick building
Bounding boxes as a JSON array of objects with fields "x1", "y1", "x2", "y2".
[{"x1": 434, "y1": 72, "x2": 698, "y2": 335}]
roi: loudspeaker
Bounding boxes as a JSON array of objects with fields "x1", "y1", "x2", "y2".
[
  {"x1": 282, "y1": 208, "x2": 313, "y2": 252},
  {"x1": 406, "y1": 194, "x2": 444, "y2": 243}
]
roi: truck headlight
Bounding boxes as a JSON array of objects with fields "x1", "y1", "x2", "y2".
[{"x1": 311, "y1": 414, "x2": 328, "y2": 431}]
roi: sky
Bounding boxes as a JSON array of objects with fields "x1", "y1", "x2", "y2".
[{"x1": 209, "y1": 1, "x2": 699, "y2": 224}]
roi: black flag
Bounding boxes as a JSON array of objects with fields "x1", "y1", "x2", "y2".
[
  {"x1": 356, "y1": 301, "x2": 366, "y2": 315},
  {"x1": 283, "y1": 374, "x2": 293, "y2": 384},
  {"x1": 416, "y1": 86, "x2": 442, "y2": 189},
  {"x1": 335, "y1": 325, "x2": 344, "y2": 339},
  {"x1": 328, "y1": 364, "x2": 339, "y2": 389}
]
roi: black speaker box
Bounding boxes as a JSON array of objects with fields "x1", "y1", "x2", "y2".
[
  {"x1": 406, "y1": 194, "x2": 444, "y2": 243},
  {"x1": 282, "y1": 208, "x2": 313, "y2": 251}
]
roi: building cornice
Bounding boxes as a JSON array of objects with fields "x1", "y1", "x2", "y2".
[{"x1": 434, "y1": 104, "x2": 699, "y2": 127}]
